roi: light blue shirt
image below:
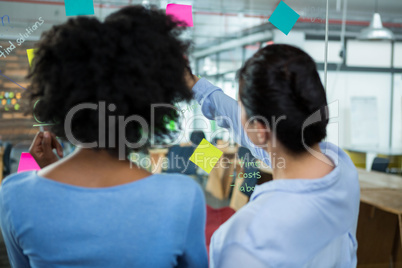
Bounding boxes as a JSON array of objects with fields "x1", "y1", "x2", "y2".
[
  {"x1": 193, "y1": 78, "x2": 360, "y2": 268},
  {"x1": 0, "y1": 172, "x2": 208, "y2": 268}
]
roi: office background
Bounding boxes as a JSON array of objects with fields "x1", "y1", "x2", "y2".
[
  {"x1": 0, "y1": 0, "x2": 401, "y2": 154},
  {"x1": 0, "y1": 0, "x2": 401, "y2": 267}
]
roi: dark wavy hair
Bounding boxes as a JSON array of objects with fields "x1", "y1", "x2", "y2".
[
  {"x1": 27, "y1": 5, "x2": 192, "y2": 156},
  {"x1": 239, "y1": 44, "x2": 328, "y2": 154}
]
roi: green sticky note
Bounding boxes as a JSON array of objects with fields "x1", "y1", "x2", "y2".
[
  {"x1": 26, "y1": 49, "x2": 35, "y2": 66},
  {"x1": 189, "y1": 138, "x2": 223, "y2": 174},
  {"x1": 168, "y1": 120, "x2": 176, "y2": 131}
]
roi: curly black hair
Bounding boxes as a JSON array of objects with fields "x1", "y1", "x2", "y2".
[
  {"x1": 27, "y1": 5, "x2": 193, "y2": 158},
  {"x1": 239, "y1": 44, "x2": 328, "y2": 154}
]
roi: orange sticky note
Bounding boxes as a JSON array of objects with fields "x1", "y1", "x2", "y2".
[
  {"x1": 17, "y1": 153, "x2": 41, "y2": 173},
  {"x1": 26, "y1": 49, "x2": 35, "y2": 66}
]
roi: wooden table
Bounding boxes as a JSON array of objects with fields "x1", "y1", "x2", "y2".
[
  {"x1": 148, "y1": 148, "x2": 169, "y2": 174},
  {"x1": 360, "y1": 189, "x2": 402, "y2": 217},
  {"x1": 358, "y1": 168, "x2": 402, "y2": 190},
  {"x1": 356, "y1": 168, "x2": 402, "y2": 267}
]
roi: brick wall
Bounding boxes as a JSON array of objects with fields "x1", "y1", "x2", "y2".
[{"x1": 0, "y1": 40, "x2": 36, "y2": 145}]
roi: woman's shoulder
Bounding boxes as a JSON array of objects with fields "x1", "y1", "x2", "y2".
[
  {"x1": 0, "y1": 171, "x2": 39, "y2": 212},
  {"x1": 151, "y1": 173, "x2": 203, "y2": 192},
  {"x1": 1, "y1": 171, "x2": 201, "y2": 191},
  {"x1": 1, "y1": 171, "x2": 38, "y2": 192},
  {"x1": 149, "y1": 174, "x2": 205, "y2": 205}
]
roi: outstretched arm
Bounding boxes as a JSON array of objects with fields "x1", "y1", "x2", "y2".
[{"x1": 190, "y1": 77, "x2": 270, "y2": 166}]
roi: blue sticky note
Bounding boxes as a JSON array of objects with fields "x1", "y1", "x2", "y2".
[
  {"x1": 268, "y1": 1, "x2": 300, "y2": 35},
  {"x1": 65, "y1": 0, "x2": 95, "y2": 16}
]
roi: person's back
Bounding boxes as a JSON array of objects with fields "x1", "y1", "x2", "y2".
[
  {"x1": 209, "y1": 142, "x2": 359, "y2": 267},
  {"x1": 187, "y1": 44, "x2": 360, "y2": 267},
  {"x1": 0, "y1": 5, "x2": 207, "y2": 268},
  {"x1": 0, "y1": 172, "x2": 206, "y2": 268}
]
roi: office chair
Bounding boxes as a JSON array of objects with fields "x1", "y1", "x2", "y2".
[
  {"x1": 165, "y1": 144, "x2": 197, "y2": 171},
  {"x1": 211, "y1": 137, "x2": 221, "y2": 146},
  {"x1": 165, "y1": 145, "x2": 205, "y2": 184},
  {"x1": 2, "y1": 142, "x2": 12, "y2": 178},
  {"x1": 190, "y1": 131, "x2": 206, "y2": 147},
  {"x1": 371, "y1": 157, "x2": 390, "y2": 173},
  {"x1": 9, "y1": 142, "x2": 31, "y2": 174}
]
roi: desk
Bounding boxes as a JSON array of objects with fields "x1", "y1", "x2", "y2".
[
  {"x1": 148, "y1": 148, "x2": 169, "y2": 174},
  {"x1": 346, "y1": 146, "x2": 402, "y2": 156},
  {"x1": 358, "y1": 189, "x2": 402, "y2": 267},
  {"x1": 357, "y1": 168, "x2": 402, "y2": 190},
  {"x1": 345, "y1": 146, "x2": 402, "y2": 171},
  {"x1": 360, "y1": 189, "x2": 402, "y2": 217},
  {"x1": 356, "y1": 168, "x2": 402, "y2": 267}
]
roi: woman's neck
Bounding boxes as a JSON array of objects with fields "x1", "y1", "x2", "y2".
[{"x1": 269, "y1": 143, "x2": 334, "y2": 180}]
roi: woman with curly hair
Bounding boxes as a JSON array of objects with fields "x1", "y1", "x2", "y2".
[{"x1": 0, "y1": 6, "x2": 208, "y2": 268}]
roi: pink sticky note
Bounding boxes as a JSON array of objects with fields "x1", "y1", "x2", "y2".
[
  {"x1": 166, "y1": 4, "x2": 193, "y2": 27},
  {"x1": 17, "y1": 153, "x2": 41, "y2": 173}
]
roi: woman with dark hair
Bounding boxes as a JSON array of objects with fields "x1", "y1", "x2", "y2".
[
  {"x1": 0, "y1": 6, "x2": 208, "y2": 268},
  {"x1": 187, "y1": 44, "x2": 360, "y2": 267}
]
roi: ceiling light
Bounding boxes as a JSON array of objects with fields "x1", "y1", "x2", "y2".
[{"x1": 357, "y1": 13, "x2": 394, "y2": 41}]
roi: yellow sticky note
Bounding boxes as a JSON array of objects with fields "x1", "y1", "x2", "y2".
[
  {"x1": 189, "y1": 138, "x2": 223, "y2": 174},
  {"x1": 26, "y1": 49, "x2": 35, "y2": 66}
]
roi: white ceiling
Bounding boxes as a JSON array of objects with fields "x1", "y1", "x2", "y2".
[{"x1": 0, "y1": 0, "x2": 401, "y2": 47}]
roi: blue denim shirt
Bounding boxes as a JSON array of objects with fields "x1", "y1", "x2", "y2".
[{"x1": 193, "y1": 78, "x2": 360, "y2": 268}]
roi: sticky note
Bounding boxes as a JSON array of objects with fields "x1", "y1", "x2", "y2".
[
  {"x1": 166, "y1": 4, "x2": 193, "y2": 27},
  {"x1": 268, "y1": 1, "x2": 300, "y2": 35},
  {"x1": 26, "y1": 49, "x2": 35, "y2": 66},
  {"x1": 64, "y1": 0, "x2": 95, "y2": 16},
  {"x1": 17, "y1": 153, "x2": 41, "y2": 173},
  {"x1": 168, "y1": 120, "x2": 176, "y2": 131},
  {"x1": 189, "y1": 139, "x2": 223, "y2": 174}
]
